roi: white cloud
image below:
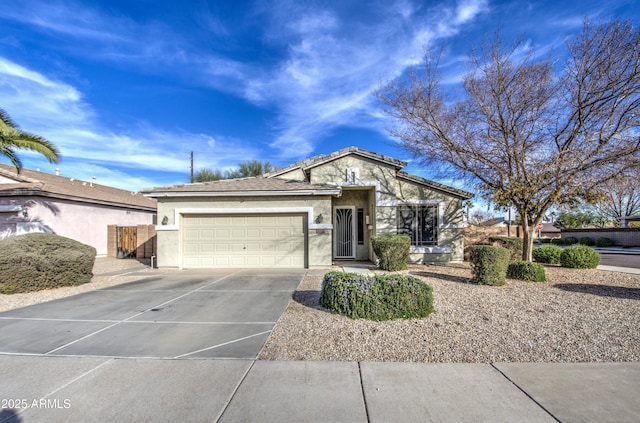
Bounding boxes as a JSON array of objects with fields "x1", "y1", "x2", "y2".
[
  {"x1": 0, "y1": 0, "x2": 492, "y2": 169},
  {"x1": 455, "y1": 0, "x2": 489, "y2": 25},
  {"x1": 0, "y1": 55, "x2": 258, "y2": 189},
  {"x1": 238, "y1": 0, "x2": 490, "y2": 160}
]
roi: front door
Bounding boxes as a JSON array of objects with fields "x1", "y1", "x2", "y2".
[{"x1": 334, "y1": 206, "x2": 356, "y2": 259}]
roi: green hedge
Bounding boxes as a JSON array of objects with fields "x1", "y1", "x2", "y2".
[
  {"x1": 489, "y1": 236, "x2": 523, "y2": 262},
  {"x1": 579, "y1": 236, "x2": 595, "y2": 246},
  {"x1": 0, "y1": 233, "x2": 96, "y2": 294},
  {"x1": 371, "y1": 234, "x2": 411, "y2": 271},
  {"x1": 560, "y1": 245, "x2": 601, "y2": 269},
  {"x1": 551, "y1": 238, "x2": 564, "y2": 245},
  {"x1": 507, "y1": 261, "x2": 547, "y2": 282},
  {"x1": 595, "y1": 237, "x2": 614, "y2": 247},
  {"x1": 563, "y1": 236, "x2": 579, "y2": 245},
  {"x1": 533, "y1": 245, "x2": 564, "y2": 264},
  {"x1": 319, "y1": 271, "x2": 434, "y2": 321},
  {"x1": 469, "y1": 245, "x2": 511, "y2": 286}
]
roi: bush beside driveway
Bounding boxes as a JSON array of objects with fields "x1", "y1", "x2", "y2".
[{"x1": 0, "y1": 258, "x2": 156, "y2": 312}]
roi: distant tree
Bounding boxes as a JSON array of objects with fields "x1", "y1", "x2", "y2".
[
  {"x1": 0, "y1": 108, "x2": 60, "y2": 172},
  {"x1": 227, "y1": 160, "x2": 274, "y2": 179},
  {"x1": 193, "y1": 168, "x2": 224, "y2": 182},
  {"x1": 554, "y1": 210, "x2": 598, "y2": 229},
  {"x1": 468, "y1": 210, "x2": 494, "y2": 226},
  {"x1": 591, "y1": 168, "x2": 640, "y2": 226},
  {"x1": 190, "y1": 160, "x2": 274, "y2": 182},
  {"x1": 378, "y1": 20, "x2": 640, "y2": 261}
]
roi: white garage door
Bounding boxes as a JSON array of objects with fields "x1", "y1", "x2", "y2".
[{"x1": 182, "y1": 214, "x2": 306, "y2": 268}]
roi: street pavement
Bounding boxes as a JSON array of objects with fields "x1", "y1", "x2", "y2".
[
  {"x1": 1, "y1": 357, "x2": 639, "y2": 422},
  {"x1": 598, "y1": 248, "x2": 640, "y2": 270}
]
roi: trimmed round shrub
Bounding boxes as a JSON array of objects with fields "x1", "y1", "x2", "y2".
[
  {"x1": 319, "y1": 271, "x2": 434, "y2": 321},
  {"x1": 551, "y1": 238, "x2": 564, "y2": 245},
  {"x1": 0, "y1": 233, "x2": 96, "y2": 294},
  {"x1": 560, "y1": 245, "x2": 601, "y2": 269},
  {"x1": 489, "y1": 236, "x2": 523, "y2": 262},
  {"x1": 507, "y1": 261, "x2": 546, "y2": 282},
  {"x1": 579, "y1": 236, "x2": 595, "y2": 246},
  {"x1": 371, "y1": 234, "x2": 411, "y2": 271},
  {"x1": 563, "y1": 236, "x2": 579, "y2": 245},
  {"x1": 533, "y1": 245, "x2": 564, "y2": 265},
  {"x1": 469, "y1": 245, "x2": 510, "y2": 286},
  {"x1": 596, "y1": 237, "x2": 614, "y2": 247}
]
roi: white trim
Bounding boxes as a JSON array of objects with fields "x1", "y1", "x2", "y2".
[
  {"x1": 441, "y1": 224, "x2": 465, "y2": 229},
  {"x1": 377, "y1": 199, "x2": 444, "y2": 206},
  {"x1": 410, "y1": 246, "x2": 453, "y2": 254},
  {"x1": 0, "y1": 205, "x2": 22, "y2": 213},
  {"x1": 155, "y1": 207, "x2": 333, "y2": 231},
  {"x1": 145, "y1": 189, "x2": 340, "y2": 198}
]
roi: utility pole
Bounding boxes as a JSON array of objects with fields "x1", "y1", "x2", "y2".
[{"x1": 190, "y1": 151, "x2": 194, "y2": 183}]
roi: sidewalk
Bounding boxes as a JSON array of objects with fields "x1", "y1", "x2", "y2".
[{"x1": 1, "y1": 357, "x2": 638, "y2": 422}]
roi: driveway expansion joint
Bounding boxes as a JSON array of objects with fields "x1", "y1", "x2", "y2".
[{"x1": 490, "y1": 363, "x2": 561, "y2": 422}]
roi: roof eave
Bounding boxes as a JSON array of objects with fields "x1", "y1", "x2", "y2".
[
  {"x1": 397, "y1": 173, "x2": 474, "y2": 199},
  {"x1": 0, "y1": 189, "x2": 157, "y2": 211},
  {"x1": 144, "y1": 188, "x2": 341, "y2": 198}
]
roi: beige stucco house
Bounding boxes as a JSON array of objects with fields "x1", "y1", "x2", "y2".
[
  {"x1": 0, "y1": 164, "x2": 157, "y2": 256},
  {"x1": 143, "y1": 147, "x2": 473, "y2": 269}
]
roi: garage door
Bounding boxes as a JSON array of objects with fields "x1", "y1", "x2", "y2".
[{"x1": 182, "y1": 214, "x2": 306, "y2": 268}]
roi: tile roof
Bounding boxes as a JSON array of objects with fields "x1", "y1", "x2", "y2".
[
  {"x1": 0, "y1": 164, "x2": 157, "y2": 211},
  {"x1": 142, "y1": 176, "x2": 341, "y2": 195},
  {"x1": 397, "y1": 172, "x2": 474, "y2": 199},
  {"x1": 266, "y1": 146, "x2": 407, "y2": 177}
]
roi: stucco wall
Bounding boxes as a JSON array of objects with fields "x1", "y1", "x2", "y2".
[
  {"x1": 310, "y1": 156, "x2": 399, "y2": 203},
  {"x1": 332, "y1": 188, "x2": 373, "y2": 260},
  {"x1": 274, "y1": 168, "x2": 306, "y2": 181},
  {"x1": 0, "y1": 196, "x2": 155, "y2": 256},
  {"x1": 155, "y1": 195, "x2": 334, "y2": 268},
  {"x1": 309, "y1": 156, "x2": 467, "y2": 262}
]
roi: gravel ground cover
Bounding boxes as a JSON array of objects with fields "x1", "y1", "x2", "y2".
[{"x1": 259, "y1": 264, "x2": 640, "y2": 363}]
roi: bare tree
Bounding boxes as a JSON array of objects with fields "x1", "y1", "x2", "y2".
[
  {"x1": 591, "y1": 168, "x2": 640, "y2": 225},
  {"x1": 378, "y1": 20, "x2": 640, "y2": 261}
]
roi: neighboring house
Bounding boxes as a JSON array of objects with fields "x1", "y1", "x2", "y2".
[
  {"x1": 480, "y1": 217, "x2": 506, "y2": 227},
  {"x1": 540, "y1": 223, "x2": 561, "y2": 238},
  {"x1": 0, "y1": 164, "x2": 157, "y2": 256},
  {"x1": 143, "y1": 147, "x2": 473, "y2": 269},
  {"x1": 621, "y1": 215, "x2": 640, "y2": 228}
]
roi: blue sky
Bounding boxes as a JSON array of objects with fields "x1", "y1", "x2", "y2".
[{"x1": 0, "y1": 0, "x2": 637, "y2": 192}]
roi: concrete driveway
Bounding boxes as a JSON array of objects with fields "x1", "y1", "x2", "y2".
[{"x1": 0, "y1": 268, "x2": 304, "y2": 359}]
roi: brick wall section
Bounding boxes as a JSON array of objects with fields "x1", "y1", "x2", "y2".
[
  {"x1": 136, "y1": 224, "x2": 157, "y2": 259},
  {"x1": 561, "y1": 228, "x2": 640, "y2": 247},
  {"x1": 107, "y1": 225, "x2": 117, "y2": 258}
]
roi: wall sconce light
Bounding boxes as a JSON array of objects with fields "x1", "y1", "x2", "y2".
[
  {"x1": 315, "y1": 213, "x2": 323, "y2": 224},
  {"x1": 161, "y1": 216, "x2": 169, "y2": 225}
]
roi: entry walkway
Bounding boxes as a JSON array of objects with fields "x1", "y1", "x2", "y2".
[{"x1": 1, "y1": 357, "x2": 638, "y2": 422}]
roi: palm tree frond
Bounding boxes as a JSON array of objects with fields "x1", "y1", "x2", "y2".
[
  {"x1": 0, "y1": 108, "x2": 19, "y2": 129},
  {"x1": 0, "y1": 143, "x2": 23, "y2": 172},
  {"x1": 0, "y1": 108, "x2": 61, "y2": 171}
]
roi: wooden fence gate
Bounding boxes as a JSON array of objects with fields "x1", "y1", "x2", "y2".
[
  {"x1": 108, "y1": 224, "x2": 157, "y2": 259},
  {"x1": 116, "y1": 226, "x2": 138, "y2": 258}
]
